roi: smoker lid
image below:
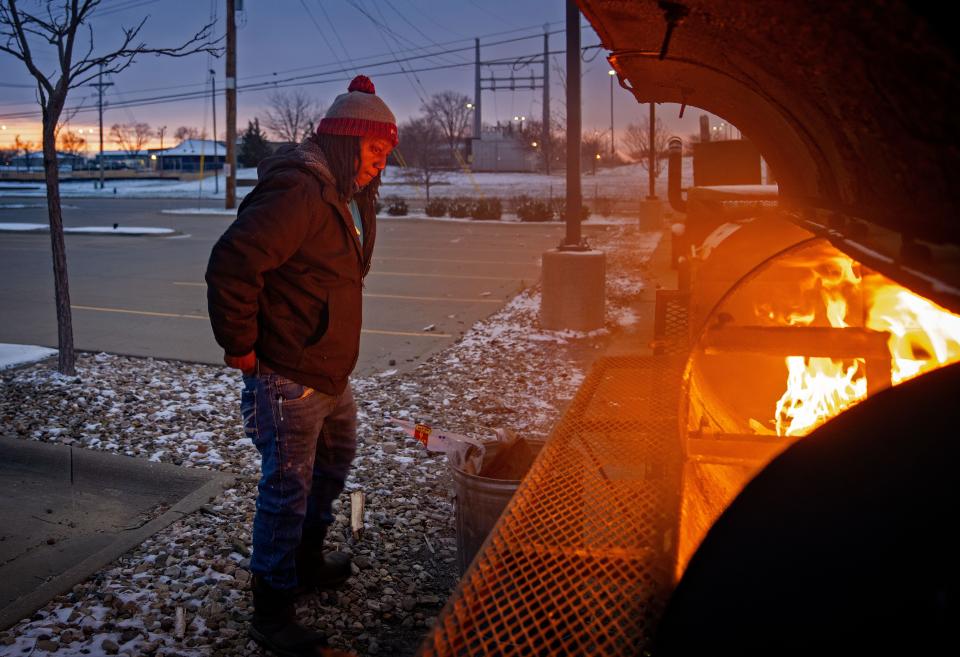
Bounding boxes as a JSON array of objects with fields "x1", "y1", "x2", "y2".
[{"x1": 577, "y1": 0, "x2": 960, "y2": 311}]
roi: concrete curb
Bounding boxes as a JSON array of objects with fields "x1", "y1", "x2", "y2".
[{"x1": 0, "y1": 439, "x2": 235, "y2": 630}]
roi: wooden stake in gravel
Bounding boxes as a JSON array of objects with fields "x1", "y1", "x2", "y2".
[
  {"x1": 174, "y1": 606, "x2": 186, "y2": 639},
  {"x1": 351, "y1": 490, "x2": 365, "y2": 540}
]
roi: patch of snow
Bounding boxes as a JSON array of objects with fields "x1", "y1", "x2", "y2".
[
  {"x1": 0, "y1": 222, "x2": 175, "y2": 235},
  {"x1": 0, "y1": 343, "x2": 57, "y2": 370}
]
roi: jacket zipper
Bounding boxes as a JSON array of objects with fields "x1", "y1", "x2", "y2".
[{"x1": 277, "y1": 394, "x2": 284, "y2": 421}]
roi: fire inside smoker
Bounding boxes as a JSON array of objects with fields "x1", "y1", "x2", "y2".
[
  {"x1": 678, "y1": 238, "x2": 960, "y2": 576},
  {"x1": 691, "y1": 239, "x2": 960, "y2": 438}
]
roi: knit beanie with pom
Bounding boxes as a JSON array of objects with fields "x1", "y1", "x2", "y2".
[{"x1": 317, "y1": 75, "x2": 398, "y2": 146}]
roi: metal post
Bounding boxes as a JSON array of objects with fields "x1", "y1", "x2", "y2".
[
  {"x1": 474, "y1": 38, "x2": 482, "y2": 143},
  {"x1": 90, "y1": 64, "x2": 112, "y2": 190},
  {"x1": 562, "y1": 0, "x2": 582, "y2": 249},
  {"x1": 210, "y1": 70, "x2": 219, "y2": 194},
  {"x1": 609, "y1": 70, "x2": 615, "y2": 155},
  {"x1": 225, "y1": 0, "x2": 237, "y2": 208},
  {"x1": 648, "y1": 102, "x2": 656, "y2": 199},
  {"x1": 542, "y1": 27, "x2": 550, "y2": 175},
  {"x1": 157, "y1": 125, "x2": 166, "y2": 173}
]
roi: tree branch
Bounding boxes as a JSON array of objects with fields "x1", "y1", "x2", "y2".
[
  {"x1": 4, "y1": 0, "x2": 55, "y2": 96},
  {"x1": 67, "y1": 19, "x2": 221, "y2": 89}
]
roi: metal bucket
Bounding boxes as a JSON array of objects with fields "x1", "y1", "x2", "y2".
[{"x1": 450, "y1": 440, "x2": 543, "y2": 575}]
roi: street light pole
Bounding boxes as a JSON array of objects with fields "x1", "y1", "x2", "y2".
[
  {"x1": 225, "y1": 0, "x2": 237, "y2": 209},
  {"x1": 210, "y1": 69, "x2": 218, "y2": 195},
  {"x1": 608, "y1": 69, "x2": 615, "y2": 155}
]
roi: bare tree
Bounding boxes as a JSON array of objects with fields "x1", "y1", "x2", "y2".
[
  {"x1": 581, "y1": 128, "x2": 607, "y2": 175},
  {"x1": 264, "y1": 90, "x2": 323, "y2": 144},
  {"x1": 12, "y1": 134, "x2": 35, "y2": 171},
  {"x1": 174, "y1": 125, "x2": 201, "y2": 142},
  {"x1": 421, "y1": 90, "x2": 472, "y2": 164},
  {"x1": 0, "y1": 0, "x2": 220, "y2": 375},
  {"x1": 57, "y1": 129, "x2": 87, "y2": 157},
  {"x1": 622, "y1": 117, "x2": 671, "y2": 180},
  {"x1": 110, "y1": 122, "x2": 151, "y2": 156},
  {"x1": 396, "y1": 117, "x2": 447, "y2": 201}
]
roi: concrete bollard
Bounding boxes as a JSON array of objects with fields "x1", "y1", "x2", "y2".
[
  {"x1": 639, "y1": 198, "x2": 663, "y2": 230},
  {"x1": 540, "y1": 249, "x2": 606, "y2": 331}
]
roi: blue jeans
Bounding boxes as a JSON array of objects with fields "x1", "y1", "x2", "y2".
[{"x1": 241, "y1": 372, "x2": 357, "y2": 590}]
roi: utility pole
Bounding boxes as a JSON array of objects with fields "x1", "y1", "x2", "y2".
[
  {"x1": 609, "y1": 69, "x2": 616, "y2": 155},
  {"x1": 648, "y1": 102, "x2": 656, "y2": 199},
  {"x1": 563, "y1": 0, "x2": 582, "y2": 249},
  {"x1": 473, "y1": 38, "x2": 481, "y2": 146},
  {"x1": 542, "y1": 27, "x2": 550, "y2": 175},
  {"x1": 90, "y1": 64, "x2": 112, "y2": 189},
  {"x1": 210, "y1": 69, "x2": 219, "y2": 194},
  {"x1": 225, "y1": 0, "x2": 237, "y2": 208},
  {"x1": 157, "y1": 125, "x2": 166, "y2": 173}
]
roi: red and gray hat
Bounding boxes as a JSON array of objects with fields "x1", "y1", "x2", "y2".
[{"x1": 317, "y1": 75, "x2": 398, "y2": 146}]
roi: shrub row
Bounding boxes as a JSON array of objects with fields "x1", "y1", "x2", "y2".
[
  {"x1": 378, "y1": 195, "x2": 594, "y2": 222},
  {"x1": 423, "y1": 197, "x2": 503, "y2": 221},
  {"x1": 513, "y1": 195, "x2": 592, "y2": 223}
]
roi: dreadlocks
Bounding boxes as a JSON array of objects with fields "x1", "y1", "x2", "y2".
[{"x1": 312, "y1": 132, "x2": 381, "y2": 217}]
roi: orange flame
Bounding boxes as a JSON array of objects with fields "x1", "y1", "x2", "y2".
[
  {"x1": 767, "y1": 249, "x2": 960, "y2": 437},
  {"x1": 866, "y1": 277, "x2": 960, "y2": 384}
]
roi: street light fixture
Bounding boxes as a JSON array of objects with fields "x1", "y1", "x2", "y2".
[{"x1": 608, "y1": 69, "x2": 616, "y2": 155}]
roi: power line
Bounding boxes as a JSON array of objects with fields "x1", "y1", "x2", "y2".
[
  {"x1": 0, "y1": 37, "x2": 603, "y2": 122},
  {"x1": 314, "y1": 0, "x2": 357, "y2": 76},
  {"x1": 346, "y1": 0, "x2": 429, "y2": 104},
  {"x1": 93, "y1": 0, "x2": 162, "y2": 19},
  {"x1": 299, "y1": 0, "x2": 350, "y2": 77},
  {"x1": 0, "y1": 22, "x2": 570, "y2": 113}
]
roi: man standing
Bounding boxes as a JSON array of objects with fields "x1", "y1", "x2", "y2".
[{"x1": 206, "y1": 75, "x2": 397, "y2": 655}]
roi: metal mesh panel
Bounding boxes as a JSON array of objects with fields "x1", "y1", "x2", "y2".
[
  {"x1": 420, "y1": 356, "x2": 685, "y2": 656},
  {"x1": 653, "y1": 290, "x2": 690, "y2": 355}
]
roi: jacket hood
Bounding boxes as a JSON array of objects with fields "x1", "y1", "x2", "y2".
[{"x1": 257, "y1": 138, "x2": 337, "y2": 188}]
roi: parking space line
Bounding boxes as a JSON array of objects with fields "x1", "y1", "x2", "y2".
[
  {"x1": 362, "y1": 328, "x2": 452, "y2": 338},
  {"x1": 72, "y1": 304, "x2": 207, "y2": 320},
  {"x1": 72, "y1": 304, "x2": 450, "y2": 337},
  {"x1": 370, "y1": 270, "x2": 521, "y2": 281},
  {"x1": 174, "y1": 282, "x2": 502, "y2": 303},
  {"x1": 365, "y1": 292, "x2": 501, "y2": 303},
  {"x1": 375, "y1": 255, "x2": 537, "y2": 266}
]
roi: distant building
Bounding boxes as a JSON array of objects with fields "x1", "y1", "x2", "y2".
[
  {"x1": 471, "y1": 124, "x2": 537, "y2": 172},
  {"x1": 97, "y1": 149, "x2": 150, "y2": 170},
  {"x1": 151, "y1": 139, "x2": 226, "y2": 173},
  {"x1": 5, "y1": 150, "x2": 85, "y2": 171}
]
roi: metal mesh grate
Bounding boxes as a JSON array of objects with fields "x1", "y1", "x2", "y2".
[
  {"x1": 653, "y1": 290, "x2": 691, "y2": 356},
  {"x1": 420, "y1": 356, "x2": 685, "y2": 656}
]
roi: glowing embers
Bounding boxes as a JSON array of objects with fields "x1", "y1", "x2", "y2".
[{"x1": 752, "y1": 242, "x2": 960, "y2": 436}]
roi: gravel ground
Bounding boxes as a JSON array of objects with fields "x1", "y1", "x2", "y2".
[{"x1": 0, "y1": 226, "x2": 662, "y2": 657}]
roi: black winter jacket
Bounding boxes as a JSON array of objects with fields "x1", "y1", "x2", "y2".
[{"x1": 205, "y1": 139, "x2": 376, "y2": 394}]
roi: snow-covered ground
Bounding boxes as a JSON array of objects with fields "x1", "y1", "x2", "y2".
[
  {"x1": 0, "y1": 223, "x2": 176, "y2": 236},
  {"x1": 0, "y1": 162, "x2": 696, "y2": 203},
  {"x1": 0, "y1": 225, "x2": 661, "y2": 657},
  {"x1": 0, "y1": 343, "x2": 57, "y2": 370}
]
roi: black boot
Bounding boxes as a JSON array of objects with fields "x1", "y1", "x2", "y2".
[
  {"x1": 249, "y1": 576, "x2": 326, "y2": 657},
  {"x1": 295, "y1": 526, "x2": 352, "y2": 593}
]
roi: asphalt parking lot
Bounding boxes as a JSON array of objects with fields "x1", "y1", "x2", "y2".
[{"x1": 0, "y1": 197, "x2": 608, "y2": 375}]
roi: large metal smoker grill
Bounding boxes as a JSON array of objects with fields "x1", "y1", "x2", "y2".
[{"x1": 417, "y1": 0, "x2": 960, "y2": 653}]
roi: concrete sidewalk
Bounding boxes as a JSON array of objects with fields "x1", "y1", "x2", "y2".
[{"x1": 0, "y1": 436, "x2": 234, "y2": 630}]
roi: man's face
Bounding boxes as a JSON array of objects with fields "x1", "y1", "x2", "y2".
[{"x1": 355, "y1": 136, "x2": 394, "y2": 188}]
